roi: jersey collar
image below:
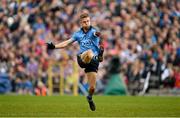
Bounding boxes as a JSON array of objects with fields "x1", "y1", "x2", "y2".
[{"x1": 81, "y1": 26, "x2": 92, "y2": 34}]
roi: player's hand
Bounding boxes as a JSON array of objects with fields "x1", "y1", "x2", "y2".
[
  {"x1": 95, "y1": 31, "x2": 101, "y2": 37},
  {"x1": 46, "y1": 42, "x2": 55, "y2": 49}
]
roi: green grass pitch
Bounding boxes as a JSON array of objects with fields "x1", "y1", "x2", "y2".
[{"x1": 0, "y1": 95, "x2": 179, "y2": 117}]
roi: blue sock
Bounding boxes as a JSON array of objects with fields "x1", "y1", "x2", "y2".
[{"x1": 87, "y1": 95, "x2": 92, "y2": 100}]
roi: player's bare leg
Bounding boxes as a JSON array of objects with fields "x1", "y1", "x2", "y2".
[
  {"x1": 86, "y1": 72, "x2": 97, "y2": 111},
  {"x1": 81, "y1": 47, "x2": 104, "y2": 63},
  {"x1": 80, "y1": 50, "x2": 97, "y2": 111},
  {"x1": 87, "y1": 72, "x2": 96, "y2": 96}
]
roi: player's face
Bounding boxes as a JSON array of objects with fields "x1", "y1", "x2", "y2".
[{"x1": 80, "y1": 17, "x2": 91, "y2": 29}]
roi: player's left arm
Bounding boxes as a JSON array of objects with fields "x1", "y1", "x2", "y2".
[
  {"x1": 93, "y1": 31, "x2": 104, "y2": 47},
  {"x1": 93, "y1": 30, "x2": 104, "y2": 62}
]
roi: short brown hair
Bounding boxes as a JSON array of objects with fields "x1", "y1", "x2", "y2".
[{"x1": 80, "y1": 13, "x2": 89, "y2": 20}]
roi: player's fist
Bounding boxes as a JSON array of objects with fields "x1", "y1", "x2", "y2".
[
  {"x1": 94, "y1": 31, "x2": 101, "y2": 37},
  {"x1": 46, "y1": 42, "x2": 55, "y2": 49}
]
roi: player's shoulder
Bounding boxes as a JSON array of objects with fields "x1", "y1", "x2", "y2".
[
  {"x1": 74, "y1": 28, "x2": 81, "y2": 34},
  {"x1": 91, "y1": 26, "x2": 97, "y2": 31},
  {"x1": 72, "y1": 28, "x2": 81, "y2": 36}
]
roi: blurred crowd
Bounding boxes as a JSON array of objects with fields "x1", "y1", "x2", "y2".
[{"x1": 0, "y1": 0, "x2": 180, "y2": 95}]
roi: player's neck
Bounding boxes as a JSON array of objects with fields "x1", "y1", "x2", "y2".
[
  {"x1": 83, "y1": 28, "x2": 88, "y2": 33},
  {"x1": 82, "y1": 26, "x2": 91, "y2": 33}
]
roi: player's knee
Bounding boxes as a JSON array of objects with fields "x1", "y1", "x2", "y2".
[
  {"x1": 87, "y1": 50, "x2": 94, "y2": 58},
  {"x1": 89, "y1": 86, "x2": 95, "y2": 93},
  {"x1": 81, "y1": 54, "x2": 91, "y2": 63},
  {"x1": 81, "y1": 50, "x2": 94, "y2": 63}
]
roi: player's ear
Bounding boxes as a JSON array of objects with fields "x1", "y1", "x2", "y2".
[{"x1": 79, "y1": 20, "x2": 83, "y2": 26}]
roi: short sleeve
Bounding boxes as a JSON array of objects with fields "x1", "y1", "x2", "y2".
[
  {"x1": 92, "y1": 28, "x2": 98, "y2": 37},
  {"x1": 71, "y1": 32, "x2": 78, "y2": 42}
]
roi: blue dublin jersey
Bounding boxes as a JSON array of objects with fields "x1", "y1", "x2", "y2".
[{"x1": 71, "y1": 26, "x2": 100, "y2": 55}]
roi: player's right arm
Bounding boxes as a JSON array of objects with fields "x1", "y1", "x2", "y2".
[
  {"x1": 47, "y1": 31, "x2": 78, "y2": 49},
  {"x1": 46, "y1": 38, "x2": 74, "y2": 49},
  {"x1": 55, "y1": 38, "x2": 74, "y2": 49}
]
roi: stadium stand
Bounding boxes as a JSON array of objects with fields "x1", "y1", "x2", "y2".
[{"x1": 0, "y1": 0, "x2": 179, "y2": 95}]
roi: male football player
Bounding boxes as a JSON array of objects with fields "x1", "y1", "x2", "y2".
[{"x1": 47, "y1": 12, "x2": 104, "y2": 111}]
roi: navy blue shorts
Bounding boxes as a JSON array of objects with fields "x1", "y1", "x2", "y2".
[{"x1": 77, "y1": 55, "x2": 99, "y2": 73}]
